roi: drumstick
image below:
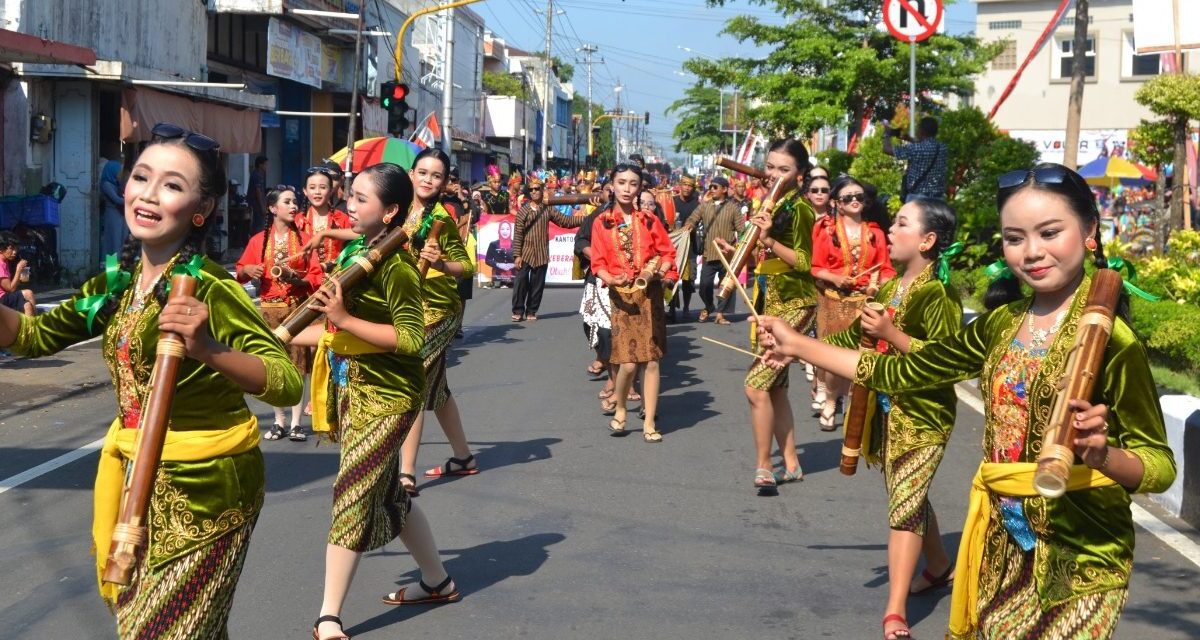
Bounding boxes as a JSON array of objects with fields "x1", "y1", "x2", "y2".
[
  {"x1": 279, "y1": 249, "x2": 310, "y2": 264},
  {"x1": 713, "y1": 243, "x2": 761, "y2": 323},
  {"x1": 701, "y1": 336, "x2": 768, "y2": 362}
]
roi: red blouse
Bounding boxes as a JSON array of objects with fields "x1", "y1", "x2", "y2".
[
  {"x1": 236, "y1": 229, "x2": 325, "y2": 302},
  {"x1": 589, "y1": 209, "x2": 679, "y2": 282},
  {"x1": 295, "y1": 207, "x2": 352, "y2": 270},
  {"x1": 811, "y1": 216, "x2": 896, "y2": 290}
]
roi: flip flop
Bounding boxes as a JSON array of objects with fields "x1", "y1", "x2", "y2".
[
  {"x1": 511, "y1": 314, "x2": 523, "y2": 322},
  {"x1": 381, "y1": 576, "x2": 461, "y2": 606},
  {"x1": 601, "y1": 398, "x2": 618, "y2": 415},
  {"x1": 424, "y1": 455, "x2": 480, "y2": 478},
  {"x1": 608, "y1": 417, "x2": 628, "y2": 436},
  {"x1": 587, "y1": 364, "x2": 606, "y2": 376},
  {"x1": 598, "y1": 388, "x2": 615, "y2": 400}
]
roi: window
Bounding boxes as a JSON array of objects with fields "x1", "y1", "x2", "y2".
[
  {"x1": 993, "y1": 40, "x2": 1017, "y2": 70},
  {"x1": 1123, "y1": 31, "x2": 1164, "y2": 77},
  {"x1": 1052, "y1": 33, "x2": 1095, "y2": 80},
  {"x1": 1062, "y1": 15, "x2": 1094, "y2": 28},
  {"x1": 989, "y1": 20, "x2": 1022, "y2": 30}
]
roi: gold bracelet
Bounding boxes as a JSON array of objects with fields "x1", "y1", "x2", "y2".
[{"x1": 1097, "y1": 445, "x2": 1113, "y2": 471}]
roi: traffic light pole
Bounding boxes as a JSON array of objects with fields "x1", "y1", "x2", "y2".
[
  {"x1": 343, "y1": 2, "x2": 365, "y2": 179},
  {"x1": 589, "y1": 112, "x2": 647, "y2": 161}
]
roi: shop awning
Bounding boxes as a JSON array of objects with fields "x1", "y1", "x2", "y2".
[
  {"x1": 121, "y1": 87, "x2": 262, "y2": 154},
  {"x1": 0, "y1": 29, "x2": 95, "y2": 66}
]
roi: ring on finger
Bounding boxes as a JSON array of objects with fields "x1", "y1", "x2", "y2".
[{"x1": 186, "y1": 307, "x2": 193, "y2": 316}]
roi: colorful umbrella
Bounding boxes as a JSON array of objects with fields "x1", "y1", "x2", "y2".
[
  {"x1": 1077, "y1": 156, "x2": 1152, "y2": 188},
  {"x1": 328, "y1": 137, "x2": 421, "y2": 172}
]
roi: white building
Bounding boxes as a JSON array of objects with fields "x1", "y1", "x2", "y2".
[
  {"x1": 481, "y1": 35, "x2": 539, "y2": 173},
  {"x1": 974, "y1": 0, "x2": 1194, "y2": 165},
  {"x1": 509, "y1": 50, "x2": 575, "y2": 171}
]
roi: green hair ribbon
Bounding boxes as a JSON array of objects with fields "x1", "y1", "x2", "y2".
[
  {"x1": 985, "y1": 259, "x2": 1014, "y2": 284},
  {"x1": 335, "y1": 236, "x2": 367, "y2": 271},
  {"x1": 1105, "y1": 256, "x2": 1160, "y2": 301},
  {"x1": 935, "y1": 242, "x2": 964, "y2": 285},
  {"x1": 73, "y1": 254, "x2": 132, "y2": 333},
  {"x1": 414, "y1": 209, "x2": 438, "y2": 243},
  {"x1": 172, "y1": 254, "x2": 207, "y2": 280}
]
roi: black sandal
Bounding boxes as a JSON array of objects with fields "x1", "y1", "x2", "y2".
[
  {"x1": 399, "y1": 473, "x2": 421, "y2": 497},
  {"x1": 381, "y1": 574, "x2": 462, "y2": 605},
  {"x1": 312, "y1": 614, "x2": 350, "y2": 640},
  {"x1": 265, "y1": 423, "x2": 286, "y2": 441},
  {"x1": 289, "y1": 424, "x2": 308, "y2": 442},
  {"x1": 423, "y1": 454, "x2": 480, "y2": 478}
]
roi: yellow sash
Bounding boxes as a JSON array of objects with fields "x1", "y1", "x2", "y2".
[
  {"x1": 755, "y1": 257, "x2": 790, "y2": 276},
  {"x1": 310, "y1": 330, "x2": 388, "y2": 435},
  {"x1": 948, "y1": 462, "x2": 1117, "y2": 637},
  {"x1": 93, "y1": 416, "x2": 259, "y2": 603}
]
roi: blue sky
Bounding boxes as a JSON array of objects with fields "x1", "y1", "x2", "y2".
[{"x1": 478, "y1": 0, "x2": 978, "y2": 158}]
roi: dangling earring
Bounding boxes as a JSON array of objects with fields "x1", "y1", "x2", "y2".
[
  {"x1": 1085, "y1": 237, "x2": 1098, "y2": 251},
  {"x1": 918, "y1": 243, "x2": 932, "y2": 253},
  {"x1": 192, "y1": 213, "x2": 206, "y2": 228}
]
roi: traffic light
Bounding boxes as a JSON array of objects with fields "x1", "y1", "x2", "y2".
[
  {"x1": 381, "y1": 81, "x2": 411, "y2": 135},
  {"x1": 644, "y1": 111, "x2": 650, "y2": 125}
]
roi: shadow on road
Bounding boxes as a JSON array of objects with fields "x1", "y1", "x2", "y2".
[
  {"x1": 1124, "y1": 556, "x2": 1200, "y2": 635},
  {"x1": 793, "y1": 436, "x2": 846, "y2": 475},
  {"x1": 417, "y1": 437, "x2": 561, "y2": 492},
  {"x1": 349, "y1": 532, "x2": 566, "y2": 635},
  {"x1": 260, "y1": 447, "x2": 339, "y2": 493}
]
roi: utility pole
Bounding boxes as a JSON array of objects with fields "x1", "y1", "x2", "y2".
[
  {"x1": 1061, "y1": 0, "x2": 1089, "y2": 168},
  {"x1": 440, "y1": 9, "x2": 455, "y2": 155},
  {"x1": 614, "y1": 80, "x2": 623, "y2": 163},
  {"x1": 343, "y1": 2, "x2": 366, "y2": 178},
  {"x1": 579, "y1": 44, "x2": 599, "y2": 159},
  {"x1": 538, "y1": 0, "x2": 555, "y2": 170}
]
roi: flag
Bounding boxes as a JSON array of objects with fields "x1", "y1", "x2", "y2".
[
  {"x1": 735, "y1": 127, "x2": 756, "y2": 165},
  {"x1": 410, "y1": 112, "x2": 442, "y2": 149}
]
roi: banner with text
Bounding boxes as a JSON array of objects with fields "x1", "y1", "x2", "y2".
[
  {"x1": 476, "y1": 213, "x2": 584, "y2": 286},
  {"x1": 1009, "y1": 129, "x2": 1131, "y2": 166},
  {"x1": 267, "y1": 18, "x2": 323, "y2": 89}
]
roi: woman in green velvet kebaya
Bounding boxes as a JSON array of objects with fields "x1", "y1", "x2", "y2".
[
  {"x1": 0, "y1": 124, "x2": 303, "y2": 639},
  {"x1": 291, "y1": 163, "x2": 460, "y2": 640},
  {"x1": 823, "y1": 196, "x2": 963, "y2": 640},
  {"x1": 756, "y1": 163, "x2": 1174, "y2": 640}
]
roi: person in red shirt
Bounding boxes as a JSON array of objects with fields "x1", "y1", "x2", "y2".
[
  {"x1": 810, "y1": 176, "x2": 896, "y2": 429},
  {"x1": 297, "y1": 167, "x2": 355, "y2": 273},
  {"x1": 236, "y1": 186, "x2": 324, "y2": 440},
  {"x1": 590, "y1": 163, "x2": 677, "y2": 443}
]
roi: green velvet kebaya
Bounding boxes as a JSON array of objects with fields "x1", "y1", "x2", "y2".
[
  {"x1": 759, "y1": 189, "x2": 818, "y2": 307},
  {"x1": 826, "y1": 263, "x2": 962, "y2": 464},
  {"x1": 854, "y1": 274, "x2": 1175, "y2": 606},
  {"x1": 405, "y1": 202, "x2": 475, "y2": 324}
]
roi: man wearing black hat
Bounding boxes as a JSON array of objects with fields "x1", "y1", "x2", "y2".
[{"x1": 680, "y1": 176, "x2": 741, "y2": 324}]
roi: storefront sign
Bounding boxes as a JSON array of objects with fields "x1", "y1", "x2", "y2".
[
  {"x1": 1008, "y1": 129, "x2": 1131, "y2": 166},
  {"x1": 322, "y1": 43, "x2": 349, "y2": 87},
  {"x1": 266, "y1": 17, "x2": 323, "y2": 89}
]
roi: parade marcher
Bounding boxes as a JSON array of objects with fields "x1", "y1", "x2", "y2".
[
  {"x1": 248, "y1": 155, "x2": 268, "y2": 230},
  {"x1": 823, "y1": 196, "x2": 963, "y2": 640},
  {"x1": 397, "y1": 148, "x2": 479, "y2": 495},
  {"x1": 801, "y1": 172, "x2": 835, "y2": 392},
  {"x1": 680, "y1": 176, "x2": 742, "y2": 324},
  {"x1": 712, "y1": 138, "x2": 818, "y2": 489},
  {"x1": 298, "y1": 166, "x2": 354, "y2": 273},
  {"x1": 811, "y1": 176, "x2": 896, "y2": 429},
  {"x1": 511, "y1": 175, "x2": 585, "y2": 322},
  {"x1": 441, "y1": 166, "x2": 474, "y2": 338},
  {"x1": 756, "y1": 163, "x2": 1175, "y2": 640},
  {"x1": 99, "y1": 143, "x2": 127, "y2": 259},
  {"x1": 805, "y1": 174, "x2": 832, "y2": 221},
  {"x1": 0, "y1": 233, "x2": 36, "y2": 316},
  {"x1": 575, "y1": 196, "x2": 618, "y2": 405},
  {"x1": 292, "y1": 162, "x2": 461, "y2": 640},
  {"x1": 668, "y1": 175, "x2": 702, "y2": 322},
  {"x1": 236, "y1": 185, "x2": 324, "y2": 441},
  {"x1": 590, "y1": 164, "x2": 677, "y2": 442},
  {"x1": 884, "y1": 116, "x2": 948, "y2": 202},
  {"x1": 0, "y1": 123, "x2": 303, "y2": 638},
  {"x1": 476, "y1": 165, "x2": 510, "y2": 217}
]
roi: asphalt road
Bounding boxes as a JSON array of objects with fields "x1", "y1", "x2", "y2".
[{"x1": 2, "y1": 285, "x2": 1199, "y2": 639}]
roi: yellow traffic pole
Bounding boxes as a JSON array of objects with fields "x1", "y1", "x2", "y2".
[{"x1": 393, "y1": 0, "x2": 485, "y2": 81}]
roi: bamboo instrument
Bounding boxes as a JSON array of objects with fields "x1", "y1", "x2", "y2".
[
  {"x1": 716, "y1": 157, "x2": 768, "y2": 181},
  {"x1": 634, "y1": 256, "x2": 661, "y2": 290},
  {"x1": 416, "y1": 219, "x2": 446, "y2": 277},
  {"x1": 272, "y1": 227, "x2": 411, "y2": 343},
  {"x1": 546, "y1": 193, "x2": 595, "y2": 206},
  {"x1": 101, "y1": 274, "x2": 198, "y2": 586},
  {"x1": 841, "y1": 301, "x2": 887, "y2": 476},
  {"x1": 1033, "y1": 269, "x2": 1123, "y2": 498},
  {"x1": 715, "y1": 175, "x2": 790, "y2": 307}
]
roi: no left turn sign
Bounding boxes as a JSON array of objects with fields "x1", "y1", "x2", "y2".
[{"x1": 883, "y1": 0, "x2": 943, "y2": 42}]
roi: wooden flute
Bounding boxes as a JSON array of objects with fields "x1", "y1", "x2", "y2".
[
  {"x1": 1033, "y1": 269, "x2": 1123, "y2": 498},
  {"x1": 272, "y1": 227, "x2": 411, "y2": 343},
  {"x1": 102, "y1": 274, "x2": 197, "y2": 586},
  {"x1": 716, "y1": 157, "x2": 768, "y2": 181},
  {"x1": 841, "y1": 301, "x2": 887, "y2": 476},
  {"x1": 714, "y1": 175, "x2": 790, "y2": 307},
  {"x1": 546, "y1": 193, "x2": 596, "y2": 206},
  {"x1": 634, "y1": 256, "x2": 662, "y2": 290},
  {"x1": 416, "y1": 219, "x2": 446, "y2": 276}
]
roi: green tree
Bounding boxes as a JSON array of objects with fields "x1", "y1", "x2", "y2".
[
  {"x1": 1131, "y1": 119, "x2": 1176, "y2": 251},
  {"x1": 483, "y1": 70, "x2": 527, "y2": 99},
  {"x1": 551, "y1": 56, "x2": 574, "y2": 83},
  {"x1": 1135, "y1": 74, "x2": 1200, "y2": 230},
  {"x1": 666, "y1": 85, "x2": 727, "y2": 155},
  {"x1": 693, "y1": 0, "x2": 1002, "y2": 137},
  {"x1": 574, "y1": 93, "x2": 613, "y2": 169},
  {"x1": 848, "y1": 134, "x2": 902, "y2": 209}
]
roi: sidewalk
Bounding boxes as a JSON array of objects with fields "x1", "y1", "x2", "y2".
[{"x1": 28, "y1": 261, "x2": 247, "y2": 312}]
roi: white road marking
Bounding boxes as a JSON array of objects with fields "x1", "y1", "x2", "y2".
[
  {"x1": 0, "y1": 437, "x2": 105, "y2": 495},
  {"x1": 955, "y1": 382, "x2": 1200, "y2": 570}
]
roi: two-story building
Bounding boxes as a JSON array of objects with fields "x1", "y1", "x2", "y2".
[{"x1": 974, "y1": 0, "x2": 1194, "y2": 165}]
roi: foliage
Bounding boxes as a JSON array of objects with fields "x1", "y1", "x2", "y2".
[
  {"x1": 1129, "y1": 119, "x2": 1174, "y2": 168},
  {"x1": 847, "y1": 133, "x2": 902, "y2": 209},
  {"x1": 691, "y1": 0, "x2": 1002, "y2": 137},
  {"x1": 574, "y1": 94, "x2": 613, "y2": 168},
  {"x1": 1135, "y1": 74, "x2": 1200, "y2": 121},
  {"x1": 666, "y1": 85, "x2": 727, "y2": 155},
  {"x1": 815, "y1": 148, "x2": 853, "y2": 178},
  {"x1": 1130, "y1": 296, "x2": 1200, "y2": 379},
  {"x1": 551, "y1": 56, "x2": 574, "y2": 83},
  {"x1": 483, "y1": 70, "x2": 527, "y2": 99},
  {"x1": 1167, "y1": 229, "x2": 1200, "y2": 260}
]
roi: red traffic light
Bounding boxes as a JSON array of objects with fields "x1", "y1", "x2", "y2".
[{"x1": 392, "y1": 83, "x2": 409, "y2": 100}]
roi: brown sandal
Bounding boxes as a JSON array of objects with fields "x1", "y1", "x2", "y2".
[
  {"x1": 312, "y1": 615, "x2": 350, "y2": 640},
  {"x1": 381, "y1": 575, "x2": 461, "y2": 606}
]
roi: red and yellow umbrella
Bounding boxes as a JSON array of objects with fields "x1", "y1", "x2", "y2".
[{"x1": 328, "y1": 137, "x2": 422, "y2": 172}]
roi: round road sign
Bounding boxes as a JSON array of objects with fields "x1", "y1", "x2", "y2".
[{"x1": 883, "y1": 0, "x2": 943, "y2": 42}]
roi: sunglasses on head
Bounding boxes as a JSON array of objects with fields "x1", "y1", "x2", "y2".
[
  {"x1": 306, "y1": 166, "x2": 338, "y2": 179},
  {"x1": 808, "y1": 187, "x2": 830, "y2": 194},
  {"x1": 998, "y1": 165, "x2": 1084, "y2": 192},
  {"x1": 837, "y1": 192, "x2": 866, "y2": 204},
  {"x1": 151, "y1": 122, "x2": 220, "y2": 153},
  {"x1": 272, "y1": 184, "x2": 297, "y2": 192}
]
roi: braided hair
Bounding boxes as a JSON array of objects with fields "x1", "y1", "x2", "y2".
[
  {"x1": 261, "y1": 186, "x2": 299, "y2": 264},
  {"x1": 765, "y1": 138, "x2": 809, "y2": 236},
  {"x1": 106, "y1": 135, "x2": 226, "y2": 315}
]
